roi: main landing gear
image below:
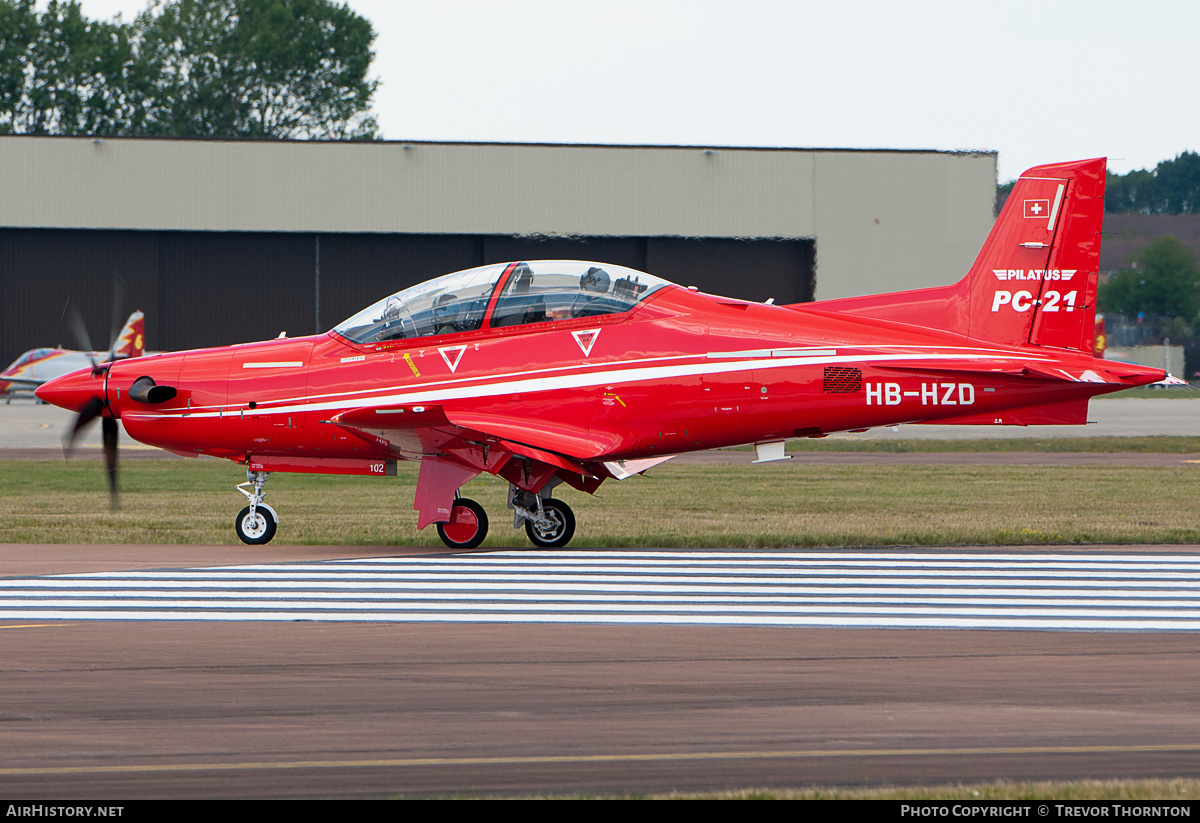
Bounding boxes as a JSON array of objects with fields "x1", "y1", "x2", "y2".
[
  {"x1": 227, "y1": 468, "x2": 576, "y2": 550},
  {"x1": 436, "y1": 497, "x2": 489, "y2": 549},
  {"x1": 508, "y1": 484, "x2": 575, "y2": 549},
  {"x1": 432, "y1": 485, "x2": 576, "y2": 550},
  {"x1": 521, "y1": 497, "x2": 575, "y2": 548},
  {"x1": 235, "y1": 469, "x2": 279, "y2": 545}
]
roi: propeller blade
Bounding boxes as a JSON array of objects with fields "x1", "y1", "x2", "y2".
[
  {"x1": 63, "y1": 395, "x2": 105, "y2": 456},
  {"x1": 64, "y1": 302, "x2": 93, "y2": 354},
  {"x1": 64, "y1": 302, "x2": 100, "y2": 371},
  {"x1": 102, "y1": 416, "x2": 119, "y2": 509},
  {"x1": 106, "y1": 274, "x2": 126, "y2": 363},
  {"x1": 51, "y1": 369, "x2": 119, "y2": 508}
]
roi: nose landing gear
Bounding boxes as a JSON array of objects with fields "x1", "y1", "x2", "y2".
[{"x1": 234, "y1": 470, "x2": 279, "y2": 545}]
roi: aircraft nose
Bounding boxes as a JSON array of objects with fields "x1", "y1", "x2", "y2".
[{"x1": 35, "y1": 367, "x2": 106, "y2": 414}]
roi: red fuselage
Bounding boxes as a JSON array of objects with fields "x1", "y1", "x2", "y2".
[{"x1": 42, "y1": 284, "x2": 1155, "y2": 469}]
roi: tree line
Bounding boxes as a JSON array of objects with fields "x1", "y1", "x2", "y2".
[
  {"x1": 1105, "y1": 152, "x2": 1200, "y2": 215},
  {"x1": 999, "y1": 152, "x2": 1200, "y2": 215},
  {"x1": 1096, "y1": 155, "x2": 1200, "y2": 327},
  {"x1": 1098, "y1": 235, "x2": 1200, "y2": 325},
  {"x1": 0, "y1": 0, "x2": 378, "y2": 139}
]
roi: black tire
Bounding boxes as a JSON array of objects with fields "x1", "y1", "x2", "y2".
[
  {"x1": 525, "y1": 499, "x2": 575, "y2": 548},
  {"x1": 235, "y1": 505, "x2": 277, "y2": 545},
  {"x1": 436, "y1": 498, "x2": 489, "y2": 549}
]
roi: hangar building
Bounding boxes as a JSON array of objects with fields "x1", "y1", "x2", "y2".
[{"x1": 0, "y1": 136, "x2": 996, "y2": 365}]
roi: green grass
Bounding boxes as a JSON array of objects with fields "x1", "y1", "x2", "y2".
[
  {"x1": 512, "y1": 778, "x2": 1200, "y2": 800},
  {"x1": 3, "y1": 456, "x2": 1199, "y2": 547},
  {"x1": 1105, "y1": 384, "x2": 1200, "y2": 399},
  {"x1": 623, "y1": 778, "x2": 1200, "y2": 800}
]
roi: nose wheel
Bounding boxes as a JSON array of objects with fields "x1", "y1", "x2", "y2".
[
  {"x1": 235, "y1": 504, "x2": 278, "y2": 545},
  {"x1": 436, "y1": 497, "x2": 489, "y2": 549}
]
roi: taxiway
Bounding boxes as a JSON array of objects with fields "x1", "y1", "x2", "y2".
[{"x1": 1, "y1": 543, "x2": 1198, "y2": 798}]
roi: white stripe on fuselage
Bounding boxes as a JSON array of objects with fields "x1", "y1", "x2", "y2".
[
  {"x1": 202, "y1": 344, "x2": 1061, "y2": 411},
  {"x1": 169, "y1": 349, "x2": 1050, "y2": 421}
]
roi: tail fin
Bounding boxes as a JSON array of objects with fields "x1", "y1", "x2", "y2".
[
  {"x1": 962, "y1": 157, "x2": 1105, "y2": 351},
  {"x1": 110, "y1": 311, "x2": 145, "y2": 359},
  {"x1": 814, "y1": 158, "x2": 1105, "y2": 353}
]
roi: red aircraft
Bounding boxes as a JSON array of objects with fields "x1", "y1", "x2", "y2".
[
  {"x1": 1, "y1": 311, "x2": 145, "y2": 402},
  {"x1": 36, "y1": 158, "x2": 1167, "y2": 548}
]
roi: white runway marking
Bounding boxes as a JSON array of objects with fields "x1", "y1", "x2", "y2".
[{"x1": 1, "y1": 551, "x2": 1199, "y2": 630}]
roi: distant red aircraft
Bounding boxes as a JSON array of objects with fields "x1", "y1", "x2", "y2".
[{"x1": 37, "y1": 158, "x2": 1167, "y2": 548}]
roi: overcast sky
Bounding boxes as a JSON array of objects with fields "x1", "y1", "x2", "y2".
[{"x1": 72, "y1": 0, "x2": 1199, "y2": 182}]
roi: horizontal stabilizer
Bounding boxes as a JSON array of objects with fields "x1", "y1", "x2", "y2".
[
  {"x1": 876, "y1": 363, "x2": 1070, "y2": 381},
  {"x1": 915, "y1": 398, "x2": 1089, "y2": 427}
]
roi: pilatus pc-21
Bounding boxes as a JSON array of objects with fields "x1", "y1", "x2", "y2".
[{"x1": 37, "y1": 159, "x2": 1167, "y2": 548}]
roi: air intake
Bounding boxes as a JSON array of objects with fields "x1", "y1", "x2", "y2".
[{"x1": 823, "y1": 366, "x2": 862, "y2": 393}]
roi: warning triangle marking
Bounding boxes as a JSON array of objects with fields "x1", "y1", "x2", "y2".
[
  {"x1": 572, "y1": 328, "x2": 601, "y2": 357},
  {"x1": 439, "y1": 345, "x2": 466, "y2": 373}
]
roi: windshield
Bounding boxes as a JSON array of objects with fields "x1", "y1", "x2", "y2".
[
  {"x1": 334, "y1": 263, "x2": 505, "y2": 344},
  {"x1": 333, "y1": 260, "x2": 672, "y2": 344}
]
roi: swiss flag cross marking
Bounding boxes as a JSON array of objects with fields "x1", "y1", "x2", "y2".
[{"x1": 1024, "y1": 199, "x2": 1049, "y2": 219}]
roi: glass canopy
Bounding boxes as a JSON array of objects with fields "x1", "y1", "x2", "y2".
[{"x1": 334, "y1": 261, "x2": 671, "y2": 344}]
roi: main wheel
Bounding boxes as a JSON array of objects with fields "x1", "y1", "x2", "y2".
[
  {"x1": 525, "y1": 499, "x2": 575, "y2": 548},
  {"x1": 235, "y1": 505, "x2": 277, "y2": 545},
  {"x1": 437, "y1": 497, "x2": 488, "y2": 549}
]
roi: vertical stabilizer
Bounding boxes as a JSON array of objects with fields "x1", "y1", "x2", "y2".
[
  {"x1": 964, "y1": 158, "x2": 1105, "y2": 350},
  {"x1": 111, "y1": 311, "x2": 145, "y2": 359}
]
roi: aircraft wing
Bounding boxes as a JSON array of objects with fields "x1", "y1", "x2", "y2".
[
  {"x1": 329, "y1": 403, "x2": 643, "y2": 529},
  {"x1": 442, "y1": 410, "x2": 634, "y2": 459},
  {"x1": 328, "y1": 404, "x2": 632, "y2": 471}
]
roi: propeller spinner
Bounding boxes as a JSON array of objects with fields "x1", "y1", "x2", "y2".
[{"x1": 37, "y1": 367, "x2": 179, "y2": 510}]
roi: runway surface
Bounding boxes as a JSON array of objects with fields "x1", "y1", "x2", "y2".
[
  {"x1": 2, "y1": 544, "x2": 1200, "y2": 798},
  {"x1": 4, "y1": 550, "x2": 1200, "y2": 631}
]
